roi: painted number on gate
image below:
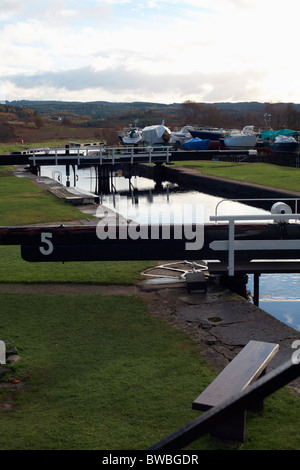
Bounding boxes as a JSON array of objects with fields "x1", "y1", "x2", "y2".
[{"x1": 39, "y1": 232, "x2": 54, "y2": 255}]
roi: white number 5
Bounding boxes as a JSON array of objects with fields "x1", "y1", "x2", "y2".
[{"x1": 39, "y1": 232, "x2": 54, "y2": 255}]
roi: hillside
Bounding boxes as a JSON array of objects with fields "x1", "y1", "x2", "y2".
[
  {"x1": 1, "y1": 100, "x2": 300, "y2": 145},
  {"x1": 8, "y1": 100, "x2": 300, "y2": 117},
  {"x1": 7, "y1": 100, "x2": 177, "y2": 118}
]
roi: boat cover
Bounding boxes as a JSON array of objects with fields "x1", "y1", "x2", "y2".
[
  {"x1": 182, "y1": 137, "x2": 210, "y2": 150},
  {"x1": 261, "y1": 129, "x2": 298, "y2": 140},
  {"x1": 141, "y1": 125, "x2": 171, "y2": 145}
]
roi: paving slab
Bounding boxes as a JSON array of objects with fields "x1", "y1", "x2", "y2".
[{"x1": 140, "y1": 276, "x2": 300, "y2": 394}]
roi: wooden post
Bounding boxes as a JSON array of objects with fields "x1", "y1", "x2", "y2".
[{"x1": 253, "y1": 273, "x2": 260, "y2": 306}]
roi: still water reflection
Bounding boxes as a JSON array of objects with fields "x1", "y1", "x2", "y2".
[{"x1": 41, "y1": 165, "x2": 300, "y2": 331}]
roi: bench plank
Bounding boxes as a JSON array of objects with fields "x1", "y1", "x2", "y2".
[
  {"x1": 193, "y1": 340, "x2": 279, "y2": 412},
  {"x1": 192, "y1": 340, "x2": 279, "y2": 442}
]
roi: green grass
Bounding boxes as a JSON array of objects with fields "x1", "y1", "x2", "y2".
[
  {"x1": 0, "y1": 245, "x2": 153, "y2": 284},
  {"x1": 0, "y1": 293, "x2": 215, "y2": 450},
  {"x1": 173, "y1": 161, "x2": 300, "y2": 193},
  {"x1": 0, "y1": 170, "x2": 83, "y2": 225},
  {"x1": 0, "y1": 293, "x2": 298, "y2": 450},
  {"x1": 0, "y1": 139, "x2": 105, "y2": 155},
  {"x1": 0, "y1": 161, "x2": 298, "y2": 450}
]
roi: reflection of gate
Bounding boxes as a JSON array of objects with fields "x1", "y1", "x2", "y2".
[{"x1": 51, "y1": 171, "x2": 62, "y2": 182}]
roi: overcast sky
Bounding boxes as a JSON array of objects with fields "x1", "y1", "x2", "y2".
[{"x1": 1, "y1": 0, "x2": 300, "y2": 104}]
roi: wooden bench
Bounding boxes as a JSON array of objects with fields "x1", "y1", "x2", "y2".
[{"x1": 192, "y1": 340, "x2": 279, "y2": 442}]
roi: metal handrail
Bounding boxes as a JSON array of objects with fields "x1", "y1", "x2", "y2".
[
  {"x1": 210, "y1": 213, "x2": 300, "y2": 276},
  {"x1": 215, "y1": 197, "x2": 300, "y2": 216},
  {"x1": 29, "y1": 146, "x2": 172, "y2": 166},
  {"x1": 148, "y1": 359, "x2": 299, "y2": 450}
]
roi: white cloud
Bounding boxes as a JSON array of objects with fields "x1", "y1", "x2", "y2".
[{"x1": 2, "y1": 0, "x2": 300, "y2": 103}]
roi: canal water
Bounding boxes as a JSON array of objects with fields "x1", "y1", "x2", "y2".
[{"x1": 41, "y1": 164, "x2": 300, "y2": 332}]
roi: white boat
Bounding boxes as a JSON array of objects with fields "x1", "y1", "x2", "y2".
[
  {"x1": 121, "y1": 128, "x2": 142, "y2": 145},
  {"x1": 117, "y1": 119, "x2": 143, "y2": 145},
  {"x1": 170, "y1": 126, "x2": 194, "y2": 145},
  {"x1": 223, "y1": 126, "x2": 257, "y2": 150}
]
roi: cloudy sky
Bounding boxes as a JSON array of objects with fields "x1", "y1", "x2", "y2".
[{"x1": 1, "y1": 0, "x2": 300, "y2": 104}]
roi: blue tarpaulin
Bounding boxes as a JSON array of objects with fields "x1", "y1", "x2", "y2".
[{"x1": 182, "y1": 137, "x2": 210, "y2": 150}]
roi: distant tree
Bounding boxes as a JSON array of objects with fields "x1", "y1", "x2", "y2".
[
  {"x1": 61, "y1": 117, "x2": 73, "y2": 126},
  {"x1": 18, "y1": 108, "x2": 35, "y2": 124},
  {"x1": 34, "y1": 115, "x2": 45, "y2": 128},
  {"x1": 0, "y1": 122, "x2": 15, "y2": 142},
  {"x1": 180, "y1": 101, "x2": 224, "y2": 127},
  {"x1": 263, "y1": 103, "x2": 300, "y2": 130}
]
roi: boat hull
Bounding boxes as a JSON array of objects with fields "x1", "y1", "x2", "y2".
[
  {"x1": 270, "y1": 142, "x2": 299, "y2": 153},
  {"x1": 189, "y1": 129, "x2": 223, "y2": 141},
  {"x1": 224, "y1": 135, "x2": 257, "y2": 150}
]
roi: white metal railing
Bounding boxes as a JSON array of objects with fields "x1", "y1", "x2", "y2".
[
  {"x1": 209, "y1": 213, "x2": 300, "y2": 276},
  {"x1": 29, "y1": 146, "x2": 171, "y2": 166},
  {"x1": 215, "y1": 198, "x2": 300, "y2": 216}
]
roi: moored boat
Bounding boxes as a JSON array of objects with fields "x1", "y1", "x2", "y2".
[
  {"x1": 118, "y1": 126, "x2": 142, "y2": 145},
  {"x1": 260, "y1": 128, "x2": 299, "y2": 152},
  {"x1": 189, "y1": 127, "x2": 223, "y2": 141},
  {"x1": 223, "y1": 126, "x2": 257, "y2": 150},
  {"x1": 141, "y1": 124, "x2": 172, "y2": 146},
  {"x1": 270, "y1": 135, "x2": 299, "y2": 152},
  {"x1": 170, "y1": 126, "x2": 194, "y2": 145},
  {"x1": 121, "y1": 128, "x2": 142, "y2": 145}
]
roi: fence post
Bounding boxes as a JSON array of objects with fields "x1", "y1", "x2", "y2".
[
  {"x1": 228, "y1": 218, "x2": 235, "y2": 276},
  {"x1": 0, "y1": 340, "x2": 6, "y2": 364}
]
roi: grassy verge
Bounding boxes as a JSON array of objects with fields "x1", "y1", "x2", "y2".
[
  {"x1": 0, "y1": 293, "x2": 213, "y2": 450},
  {"x1": 0, "y1": 163, "x2": 298, "y2": 450},
  {"x1": 0, "y1": 142, "x2": 64, "y2": 154},
  {"x1": 173, "y1": 161, "x2": 300, "y2": 193},
  {"x1": 0, "y1": 168, "x2": 83, "y2": 225},
  {"x1": 0, "y1": 293, "x2": 298, "y2": 450},
  {"x1": 0, "y1": 139, "x2": 104, "y2": 154},
  {"x1": 0, "y1": 166, "x2": 154, "y2": 283},
  {"x1": 0, "y1": 245, "x2": 153, "y2": 284}
]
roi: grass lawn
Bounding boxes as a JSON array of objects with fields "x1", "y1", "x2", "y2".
[
  {"x1": 0, "y1": 293, "x2": 214, "y2": 450},
  {"x1": 0, "y1": 245, "x2": 153, "y2": 285},
  {"x1": 0, "y1": 139, "x2": 103, "y2": 155},
  {"x1": 173, "y1": 161, "x2": 300, "y2": 193},
  {"x1": 0, "y1": 168, "x2": 83, "y2": 225},
  {"x1": 0, "y1": 293, "x2": 298, "y2": 450},
  {"x1": 0, "y1": 162, "x2": 299, "y2": 450}
]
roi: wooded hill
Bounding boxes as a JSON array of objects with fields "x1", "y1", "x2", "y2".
[
  {"x1": 2, "y1": 100, "x2": 300, "y2": 144},
  {"x1": 6, "y1": 100, "x2": 300, "y2": 128}
]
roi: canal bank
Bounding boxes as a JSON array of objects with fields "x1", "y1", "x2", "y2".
[
  {"x1": 0, "y1": 272, "x2": 299, "y2": 395},
  {"x1": 8, "y1": 165, "x2": 300, "y2": 395},
  {"x1": 138, "y1": 273, "x2": 300, "y2": 395},
  {"x1": 141, "y1": 163, "x2": 300, "y2": 211}
]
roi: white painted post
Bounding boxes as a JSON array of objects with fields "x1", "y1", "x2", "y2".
[
  {"x1": 0, "y1": 340, "x2": 6, "y2": 364},
  {"x1": 228, "y1": 218, "x2": 235, "y2": 276}
]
